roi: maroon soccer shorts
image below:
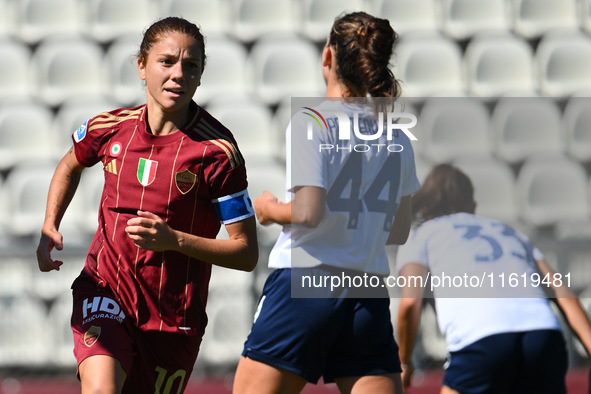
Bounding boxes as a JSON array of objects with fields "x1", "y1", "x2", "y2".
[{"x1": 71, "y1": 277, "x2": 202, "y2": 393}]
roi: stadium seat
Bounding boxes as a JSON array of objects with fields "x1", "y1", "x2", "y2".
[
  {"x1": 230, "y1": 0, "x2": 300, "y2": 42},
  {"x1": 371, "y1": 0, "x2": 440, "y2": 36},
  {"x1": 563, "y1": 95, "x2": 591, "y2": 162},
  {"x1": 241, "y1": 161, "x2": 285, "y2": 256},
  {"x1": 415, "y1": 97, "x2": 491, "y2": 163},
  {"x1": 511, "y1": 0, "x2": 578, "y2": 39},
  {"x1": 301, "y1": 0, "x2": 370, "y2": 42},
  {"x1": 47, "y1": 291, "x2": 80, "y2": 366},
  {"x1": 441, "y1": 0, "x2": 510, "y2": 40},
  {"x1": 206, "y1": 96, "x2": 275, "y2": 165},
  {"x1": 581, "y1": 0, "x2": 591, "y2": 34},
  {"x1": 31, "y1": 251, "x2": 84, "y2": 302},
  {"x1": 103, "y1": 34, "x2": 145, "y2": 107},
  {"x1": 247, "y1": 33, "x2": 323, "y2": 105},
  {"x1": 52, "y1": 96, "x2": 122, "y2": 154},
  {"x1": 1, "y1": 160, "x2": 84, "y2": 239},
  {"x1": 392, "y1": 32, "x2": 465, "y2": 98},
  {"x1": 535, "y1": 29, "x2": 591, "y2": 98},
  {"x1": 453, "y1": 156, "x2": 518, "y2": 224},
  {"x1": 15, "y1": 0, "x2": 82, "y2": 44},
  {"x1": 0, "y1": 37, "x2": 32, "y2": 101},
  {"x1": 463, "y1": 32, "x2": 536, "y2": 98},
  {"x1": 0, "y1": 292, "x2": 51, "y2": 365},
  {"x1": 0, "y1": 0, "x2": 16, "y2": 36},
  {"x1": 0, "y1": 258, "x2": 32, "y2": 300},
  {"x1": 413, "y1": 152, "x2": 434, "y2": 185},
  {"x1": 414, "y1": 303, "x2": 447, "y2": 363},
  {"x1": 159, "y1": 0, "x2": 230, "y2": 36},
  {"x1": 193, "y1": 35, "x2": 251, "y2": 105},
  {"x1": 0, "y1": 177, "x2": 7, "y2": 245},
  {"x1": 490, "y1": 97, "x2": 564, "y2": 164},
  {"x1": 0, "y1": 101, "x2": 56, "y2": 171},
  {"x1": 83, "y1": 0, "x2": 156, "y2": 43},
  {"x1": 270, "y1": 97, "x2": 292, "y2": 164},
  {"x1": 73, "y1": 163, "x2": 105, "y2": 237},
  {"x1": 31, "y1": 34, "x2": 106, "y2": 107},
  {"x1": 515, "y1": 154, "x2": 589, "y2": 227},
  {"x1": 199, "y1": 264, "x2": 254, "y2": 366}
]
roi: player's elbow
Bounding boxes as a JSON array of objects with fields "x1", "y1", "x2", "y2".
[
  {"x1": 240, "y1": 247, "x2": 259, "y2": 272},
  {"x1": 292, "y1": 206, "x2": 325, "y2": 228}
]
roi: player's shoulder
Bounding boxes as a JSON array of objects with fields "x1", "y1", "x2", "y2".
[
  {"x1": 73, "y1": 105, "x2": 144, "y2": 143},
  {"x1": 187, "y1": 105, "x2": 245, "y2": 168},
  {"x1": 88, "y1": 104, "x2": 144, "y2": 128}
]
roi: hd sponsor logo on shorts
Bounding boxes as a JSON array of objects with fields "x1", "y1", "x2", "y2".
[
  {"x1": 82, "y1": 296, "x2": 126, "y2": 325},
  {"x1": 303, "y1": 107, "x2": 417, "y2": 152}
]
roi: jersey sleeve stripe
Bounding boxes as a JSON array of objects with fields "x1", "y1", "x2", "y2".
[
  {"x1": 193, "y1": 125, "x2": 243, "y2": 168},
  {"x1": 200, "y1": 120, "x2": 243, "y2": 166}
]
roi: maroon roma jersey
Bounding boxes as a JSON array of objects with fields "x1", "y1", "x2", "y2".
[{"x1": 71, "y1": 102, "x2": 252, "y2": 336}]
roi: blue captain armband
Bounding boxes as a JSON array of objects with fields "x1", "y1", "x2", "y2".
[{"x1": 212, "y1": 189, "x2": 255, "y2": 224}]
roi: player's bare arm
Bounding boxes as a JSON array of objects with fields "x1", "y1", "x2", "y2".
[
  {"x1": 125, "y1": 210, "x2": 258, "y2": 271},
  {"x1": 387, "y1": 195, "x2": 412, "y2": 245},
  {"x1": 36, "y1": 147, "x2": 85, "y2": 272},
  {"x1": 253, "y1": 187, "x2": 326, "y2": 227},
  {"x1": 536, "y1": 258, "x2": 591, "y2": 358},
  {"x1": 397, "y1": 263, "x2": 428, "y2": 389},
  {"x1": 253, "y1": 190, "x2": 288, "y2": 226}
]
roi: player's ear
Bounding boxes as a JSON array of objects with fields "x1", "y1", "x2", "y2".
[
  {"x1": 138, "y1": 58, "x2": 146, "y2": 81},
  {"x1": 322, "y1": 45, "x2": 333, "y2": 68}
]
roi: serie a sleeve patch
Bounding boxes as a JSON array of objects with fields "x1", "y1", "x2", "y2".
[{"x1": 211, "y1": 189, "x2": 255, "y2": 224}]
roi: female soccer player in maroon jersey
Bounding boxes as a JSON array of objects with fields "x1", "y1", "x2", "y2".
[{"x1": 36, "y1": 17, "x2": 258, "y2": 393}]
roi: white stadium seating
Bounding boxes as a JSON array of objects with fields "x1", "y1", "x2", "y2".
[{"x1": 2, "y1": 0, "x2": 591, "y2": 374}]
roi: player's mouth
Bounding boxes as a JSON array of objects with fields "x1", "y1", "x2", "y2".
[{"x1": 165, "y1": 87, "x2": 185, "y2": 97}]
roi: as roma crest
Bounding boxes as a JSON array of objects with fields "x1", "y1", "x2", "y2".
[
  {"x1": 84, "y1": 325, "x2": 101, "y2": 347},
  {"x1": 175, "y1": 169, "x2": 197, "y2": 194}
]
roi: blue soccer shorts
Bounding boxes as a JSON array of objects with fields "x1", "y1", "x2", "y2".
[
  {"x1": 241, "y1": 267, "x2": 402, "y2": 383},
  {"x1": 443, "y1": 329, "x2": 568, "y2": 394}
]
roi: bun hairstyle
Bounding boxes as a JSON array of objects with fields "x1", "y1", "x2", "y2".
[
  {"x1": 138, "y1": 16, "x2": 206, "y2": 72},
  {"x1": 328, "y1": 12, "x2": 400, "y2": 98}
]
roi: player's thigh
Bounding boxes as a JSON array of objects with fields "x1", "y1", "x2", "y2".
[
  {"x1": 325, "y1": 297, "x2": 401, "y2": 382},
  {"x1": 79, "y1": 355, "x2": 126, "y2": 394},
  {"x1": 335, "y1": 372, "x2": 402, "y2": 394},
  {"x1": 71, "y1": 280, "x2": 136, "y2": 383},
  {"x1": 233, "y1": 356, "x2": 307, "y2": 394},
  {"x1": 123, "y1": 330, "x2": 201, "y2": 394}
]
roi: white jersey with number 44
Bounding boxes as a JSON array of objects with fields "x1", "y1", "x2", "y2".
[{"x1": 268, "y1": 100, "x2": 420, "y2": 276}]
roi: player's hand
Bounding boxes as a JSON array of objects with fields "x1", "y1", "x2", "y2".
[
  {"x1": 36, "y1": 228, "x2": 64, "y2": 272},
  {"x1": 401, "y1": 363, "x2": 414, "y2": 391},
  {"x1": 125, "y1": 210, "x2": 178, "y2": 251},
  {"x1": 254, "y1": 191, "x2": 280, "y2": 226}
]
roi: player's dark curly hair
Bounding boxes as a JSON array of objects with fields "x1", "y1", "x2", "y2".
[
  {"x1": 412, "y1": 164, "x2": 476, "y2": 222},
  {"x1": 138, "y1": 17, "x2": 206, "y2": 72},
  {"x1": 328, "y1": 11, "x2": 400, "y2": 99}
]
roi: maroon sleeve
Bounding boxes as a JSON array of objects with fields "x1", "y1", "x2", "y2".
[
  {"x1": 71, "y1": 110, "x2": 121, "y2": 167},
  {"x1": 206, "y1": 141, "x2": 249, "y2": 199}
]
